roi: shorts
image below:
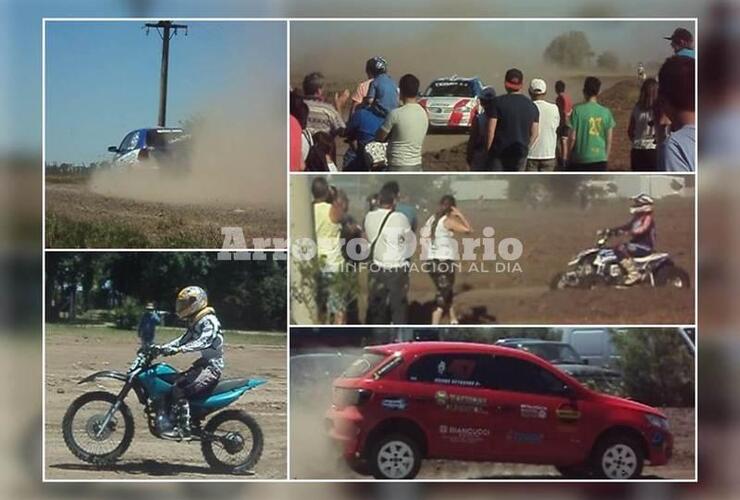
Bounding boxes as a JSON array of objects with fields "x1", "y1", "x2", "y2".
[
  {"x1": 317, "y1": 271, "x2": 350, "y2": 317},
  {"x1": 526, "y1": 158, "x2": 557, "y2": 172},
  {"x1": 427, "y1": 259, "x2": 456, "y2": 310},
  {"x1": 557, "y1": 124, "x2": 571, "y2": 138}
]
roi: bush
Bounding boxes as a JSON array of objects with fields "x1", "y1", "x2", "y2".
[
  {"x1": 113, "y1": 297, "x2": 142, "y2": 330},
  {"x1": 543, "y1": 31, "x2": 594, "y2": 68},
  {"x1": 597, "y1": 50, "x2": 621, "y2": 71},
  {"x1": 612, "y1": 329, "x2": 694, "y2": 407}
]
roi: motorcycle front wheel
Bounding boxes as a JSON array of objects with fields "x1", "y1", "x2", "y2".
[
  {"x1": 201, "y1": 410, "x2": 263, "y2": 474},
  {"x1": 62, "y1": 391, "x2": 134, "y2": 466}
]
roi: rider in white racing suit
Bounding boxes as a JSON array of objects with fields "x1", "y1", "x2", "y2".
[{"x1": 158, "y1": 286, "x2": 224, "y2": 439}]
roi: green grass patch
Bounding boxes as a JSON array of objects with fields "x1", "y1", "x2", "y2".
[{"x1": 46, "y1": 213, "x2": 150, "y2": 248}]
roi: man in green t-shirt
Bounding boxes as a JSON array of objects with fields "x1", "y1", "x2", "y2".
[{"x1": 567, "y1": 76, "x2": 616, "y2": 171}]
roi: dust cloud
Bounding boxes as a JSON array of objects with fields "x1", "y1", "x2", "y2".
[
  {"x1": 289, "y1": 347, "x2": 364, "y2": 479},
  {"x1": 89, "y1": 79, "x2": 286, "y2": 209},
  {"x1": 290, "y1": 21, "x2": 682, "y2": 93}
]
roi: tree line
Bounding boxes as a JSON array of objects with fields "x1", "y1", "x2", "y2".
[{"x1": 45, "y1": 252, "x2": 287, "y2": 331}]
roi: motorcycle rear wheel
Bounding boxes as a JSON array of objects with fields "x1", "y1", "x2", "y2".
[
  {"x1": 550, "y1": 272, "x2": 568, "y2": 290},
  {"x1": 62, "y1": 391, "x2": 134, "y2": 466},
  {"x1": 654, "y1": 265, "x2": 690, "y2": 288},
  {"x1": 201, "y1": 410, "x2": 263, "y2": 474}
]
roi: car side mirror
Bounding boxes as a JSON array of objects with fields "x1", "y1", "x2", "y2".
[
  {"x1": 583, "y1": 359, "x2": 590, "y2": 365},
  {"x1": 108, "y1": 146, "x2": 119, "y2": 153}
]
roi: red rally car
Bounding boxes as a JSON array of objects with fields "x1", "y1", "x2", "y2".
[{"x1": 326, "y1": 341, "x2": 673, "y2": 480}]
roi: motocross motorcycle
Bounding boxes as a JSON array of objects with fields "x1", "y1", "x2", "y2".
[
  {"x1": 62, "y1": 345, "x2": 265, "y2": 473},
  {"x1": 550, "y1": 229, "x2": 690, "y2": 290}
]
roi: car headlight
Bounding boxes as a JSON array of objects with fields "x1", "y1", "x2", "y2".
[{"x1": 645, "y1": 414, "x2": 669, "y2": 430}]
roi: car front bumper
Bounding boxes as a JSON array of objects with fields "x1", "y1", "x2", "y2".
[{"x1": 647, "y1": 429, "x2": 674, "y2": 465}]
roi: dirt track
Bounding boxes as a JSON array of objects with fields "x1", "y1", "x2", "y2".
[
  {"x1": 45, "y1": 329, "x2": 287, "y2": 479},
  {"x1": 320, "y1": 196, "x2": 694, "y2": 325},
  {"x1": 45, "y1": 179, "x2": 286, "y2": 249}
]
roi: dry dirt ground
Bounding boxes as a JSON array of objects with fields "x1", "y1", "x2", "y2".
[
  {"x1": 304, "y1": 196, "x2": 694, "y2": 325},
  {"x1": 45, "y1": 177, "x2": 286, "y2": 249},
  {"x1": 291, "y1": 397, "x2": 694, "y2": 480},
  {"x1": 44, "y1": 326, "x2": 287, "y2": 479}
]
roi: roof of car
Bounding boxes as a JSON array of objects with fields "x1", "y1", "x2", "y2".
[
  {"x1": 366, "y1": 341, "x2": 544, "y2": 362},
  {"x1": 430, "y1": 75, "x2": 480, "y2": 82}
]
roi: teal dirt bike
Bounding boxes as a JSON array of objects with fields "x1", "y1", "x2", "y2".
[{"x1": 62, "y1": 345, "x2": 265, "y2": 474}]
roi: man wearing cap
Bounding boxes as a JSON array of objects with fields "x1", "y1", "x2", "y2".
[
  {"x1": 485, "y1": 68, "x2": 540, "y2": 171},
  {"x1": 526, "y1": 78, "x2": 560, "y2": 171},
  {"x1": 665, "y1": 28, "x2": 695, "y2": 59},
  {"x1": 138, "y1": 302, "x2": 161, "y2": 348}
]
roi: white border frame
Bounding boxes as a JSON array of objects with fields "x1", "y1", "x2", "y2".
[{"x1": 42, "y1": 16, "x2": 698, "y2": 484}]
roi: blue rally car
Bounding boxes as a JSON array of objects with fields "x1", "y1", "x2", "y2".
[{"x1": 107, "y1": 127, "x2": 190, "y2": 169}]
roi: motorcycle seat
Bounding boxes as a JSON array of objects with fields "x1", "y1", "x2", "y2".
[
  {"x1": 206, "y1": 377, "x2": 252, "y2": 395},
  {"x1": 634, "y1": 253, "x2": 668, "y2": 263}
]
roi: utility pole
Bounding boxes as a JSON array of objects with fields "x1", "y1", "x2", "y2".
[{"x1": 144, "y1": 21, "x2": 188, "y2": 127}]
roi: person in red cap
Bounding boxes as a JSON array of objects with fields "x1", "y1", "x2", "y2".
[
  {"x1": 485, "y1": 68, "x2": 540, "y2": 171},
  {"x1": 665, "y1": 28, "x2": 695, "y2": 58}
]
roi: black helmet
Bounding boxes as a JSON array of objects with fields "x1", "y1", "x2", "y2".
[{"x1": 365, "y1": 56, "x2": 388, "y2": 77}]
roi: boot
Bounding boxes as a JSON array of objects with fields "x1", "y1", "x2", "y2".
[
  {"x1": 162, "y1": 399, "x2": 191, "y2": 440},
  {"x1": 621, "y1": 258, "x2": 640, "y2": 286}
]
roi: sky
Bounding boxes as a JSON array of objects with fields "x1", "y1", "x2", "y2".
[
  {"x1": 1, "y1": 0, "x2": 703, "y2": 160},
  {"x1": 44, "y1": 20, "x2": 285, "y2": 164}
]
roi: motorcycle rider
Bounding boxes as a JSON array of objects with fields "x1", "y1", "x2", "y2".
[
  {"x1": 157, "y1": 286, "x2": 224, "y2": 439},
  {"x1": 608, "y1": 193, "x2": 656, "y2": 286}
]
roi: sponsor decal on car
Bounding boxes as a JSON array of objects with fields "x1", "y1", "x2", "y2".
[
  {"x1": 507, "y1": 431, "x2": 544, "y2": 444},
  {"x1": 434, "y1": 391, "x2": 488, "y2": 414},
  {"x1": 439, "y1": 424, "x2": 491, "y2": 443},
  {"x1": 520, "y1": 404, "x2": 548, "y2": 419},
  {"x1": 381, "y1": 397, "x2": 408, "y2": 411}
]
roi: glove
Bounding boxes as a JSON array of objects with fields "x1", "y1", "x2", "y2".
[{"x1": 160, "y1": 346, "x2": 179, "y2": 356}]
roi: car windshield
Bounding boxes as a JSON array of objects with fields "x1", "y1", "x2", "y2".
[
  {"x1": 424, "y1": 81, "x2": 474, "y2": 97},
  {"x1": 146, "y1": 129, "x2": 186, "y2": 148},
  {"x1": 342, "y1": 352, "x2": 388, "y2": 378},
  {"x1": 523, "y1": 344, "x2": 583, "y2": 364}
]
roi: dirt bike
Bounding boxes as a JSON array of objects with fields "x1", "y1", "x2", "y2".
[
  {"x1": 62, "y1": 345, "x2": 265, "y2": 474},
  {"x1": 550, "y1": 228, "x2": 690, "y2": 290}
]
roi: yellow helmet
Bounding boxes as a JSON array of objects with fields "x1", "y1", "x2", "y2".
[{"x1": 175, "y1": 286, "x2": 208, "y2": 320}]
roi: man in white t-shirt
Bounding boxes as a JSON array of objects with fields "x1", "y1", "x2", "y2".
[
  {"x1": 363, "y1": 184, "x2": 413, "y2": 324},
  {"x1": 376, "y1": 73, "x2": 429, "y2": 172},
  {"x1": 526, "y1": 78, "x2": 560, "y2": 172}
]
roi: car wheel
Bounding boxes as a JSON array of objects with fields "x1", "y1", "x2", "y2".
[
  {"x1": 369, "y1": 433, "x2": 422, "y2": 479},
  {"x1": 592, "y1": 435, "x2": 644, "y2": 479}
]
